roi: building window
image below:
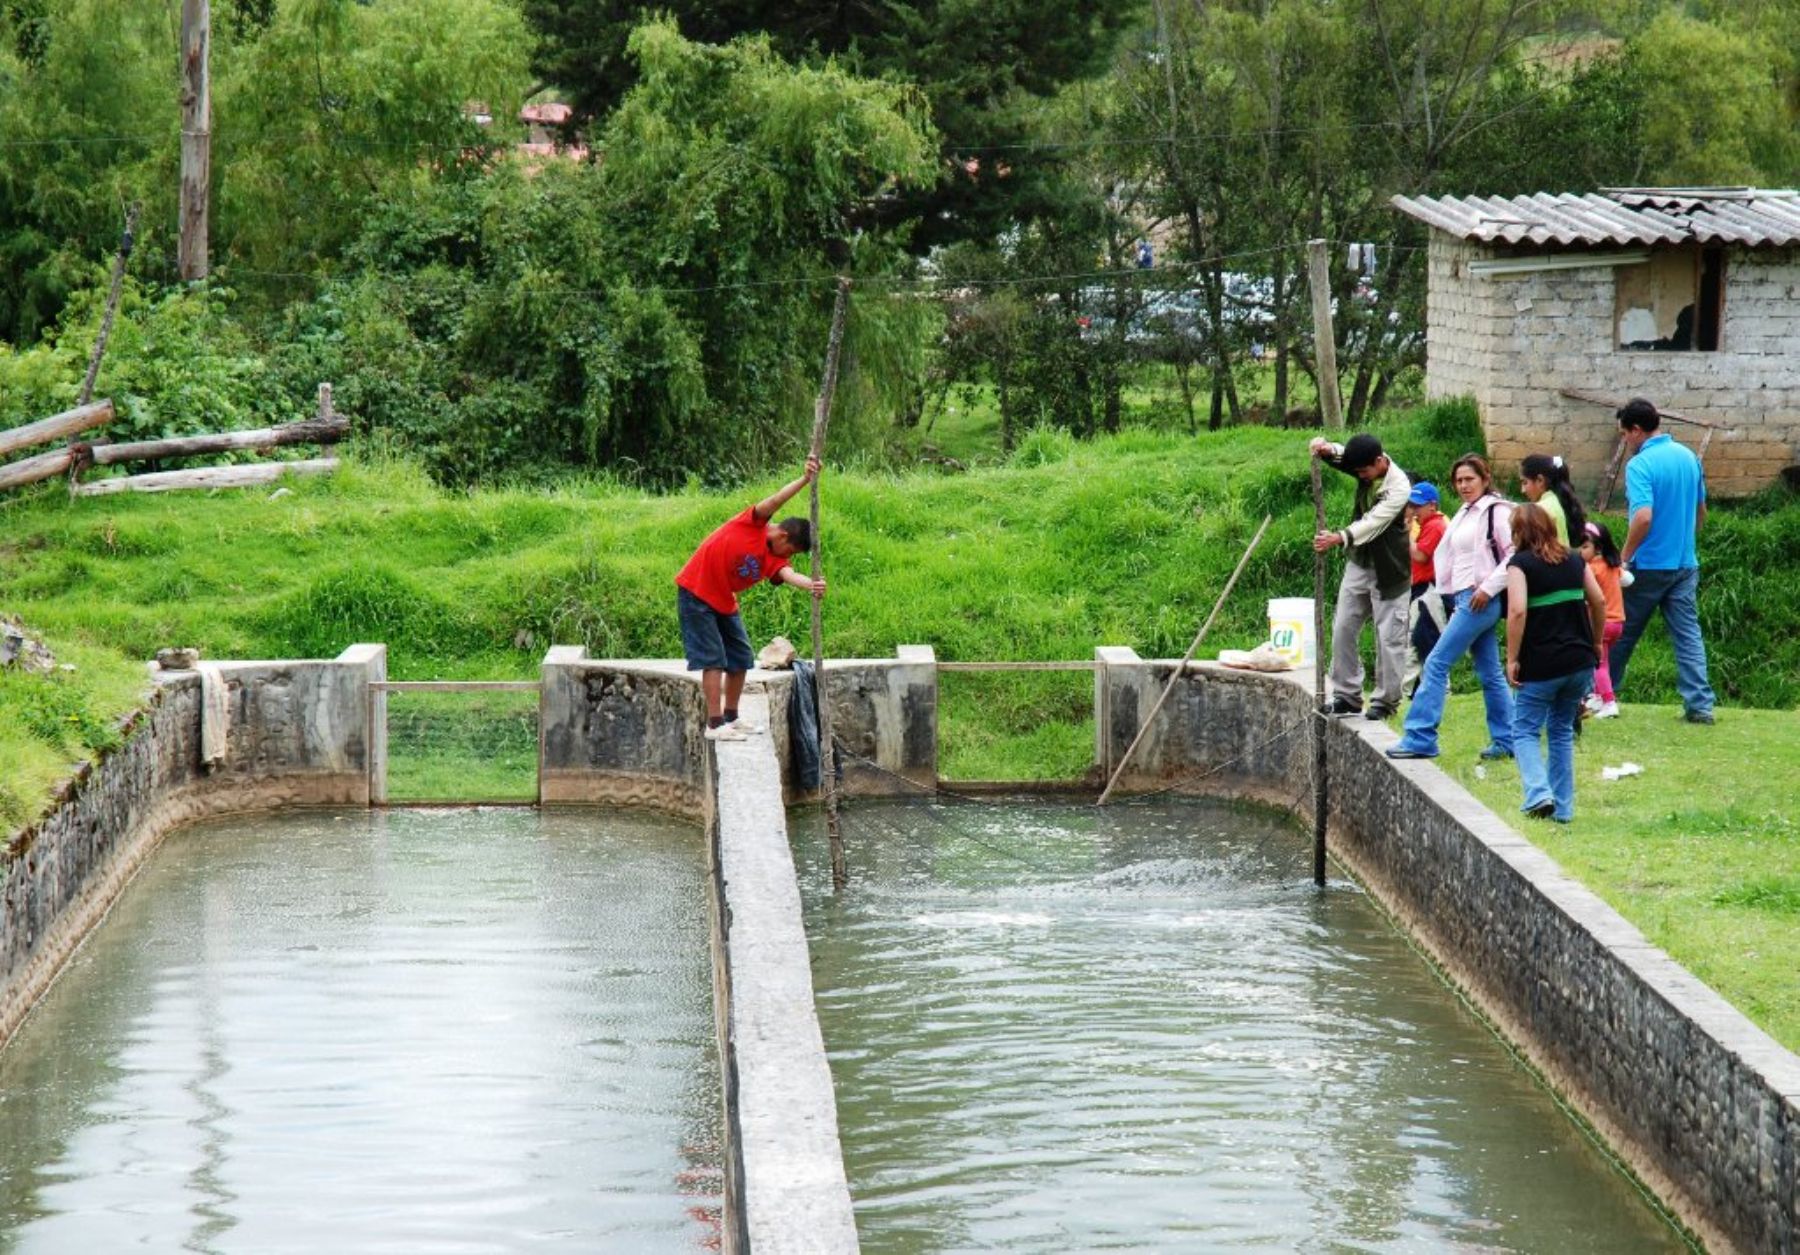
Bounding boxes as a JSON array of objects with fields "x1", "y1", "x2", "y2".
[{"x1": 1615, "y1": 246, "x2": 1724, "y2": 351}]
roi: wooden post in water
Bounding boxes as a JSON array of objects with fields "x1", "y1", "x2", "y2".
[
  {"x1": 809, "y1": 277, "x2": 852, "y2": 890},
  {"x1": 1311, "y1": 455, "x2": 1329, "y2": 887},
  {"x1": 1307, "y1": 239, "x2": 1343, "y2": 432}
]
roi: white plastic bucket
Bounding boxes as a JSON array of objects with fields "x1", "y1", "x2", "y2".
[{"x1": 1267, "y1": 597, "x2": 1316, "y2": 667}]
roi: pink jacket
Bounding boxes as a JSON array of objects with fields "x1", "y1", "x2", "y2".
[{"x1": 1433, "y1": 494, "x2": 1514, "y2": 598}]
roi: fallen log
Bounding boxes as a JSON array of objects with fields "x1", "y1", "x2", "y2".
[
  {"x1": 0, "y1": 400, "x2": 113, "y2": 460},
  {"x1": 0, "y1": 447, "x2": 78, "y2": 492},
  {"x1": 72, "y1": 458, "x2": 338, "y2": 497},
  {"x1": 88, "y1": 418, "x2": 348, "y2": 466}
]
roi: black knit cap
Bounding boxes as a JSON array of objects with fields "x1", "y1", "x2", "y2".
[{"x1": 1338, "y1": 433, "x2": 1384, "y2": 470}]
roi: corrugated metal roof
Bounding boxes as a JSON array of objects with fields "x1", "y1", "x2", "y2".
[{"x1": 1392, "y1": 188, "x2": 1800, "y2": 248}]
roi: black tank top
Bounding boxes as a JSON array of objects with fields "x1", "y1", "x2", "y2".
[{"x1": 1509, "y1": 550, "x2": 1594, "y2": 682}]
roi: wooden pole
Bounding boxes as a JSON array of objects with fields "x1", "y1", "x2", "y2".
[
  {"x1": 178, "y1": 0, "x2": 211, "y2": 281},
  {"x1": 79, "y1": 204, "x2": 140, "y2": 408},
  {"x1": 1097, "y1": 513, "x2": 1272, "y2": 805},
  {"x1": 1307, "y1": 238, "x2": 1343, "y2": 432},
  {"x1": 808, "y1": 277, "x2": 852, "y2": 891},
  {"x1": 1311, "y1": 456, "x2": 1329, "y2": 887}
]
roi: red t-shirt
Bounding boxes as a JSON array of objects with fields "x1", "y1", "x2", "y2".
[
  {"x1": 1410, "y1": 510, "x2": 1446, "y2": 586},
  {"x1": 675, "y1": 507, "x2": 790, "y2": 614}
]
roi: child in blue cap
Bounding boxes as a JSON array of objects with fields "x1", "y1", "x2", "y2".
[{"x1": 1404, "y1": 481, "x2": 1447, "y2": 696}]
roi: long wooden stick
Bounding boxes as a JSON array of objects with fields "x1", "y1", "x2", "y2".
[
  {"x1": 1311, "y1": 456, "x2": 1328, "y2": 887},
  {"x1": 78, "y1": 204, "x2": 140, "y2": 407},
  {"x1": 1097, "y1": 513, "x2": 1272, "y2": 804},
  {"x1": 809, "y1": 276, "x2": 852, "y2": 890}
]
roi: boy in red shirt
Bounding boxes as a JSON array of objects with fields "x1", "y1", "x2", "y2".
[
  {"x1": 675, "y1": 456, "x2": 827, "y2": 741},
  {"x1": 1403, "y1": 481, "x2": 1447, "y2": 697}
]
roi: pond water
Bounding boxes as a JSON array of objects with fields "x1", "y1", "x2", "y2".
[
  {"x1": 796, "y1": 797, "x2": 1688, "y2": 1254},
  {"x1": 0, "y1": 808, "x2": 719, "y2": 1253}
]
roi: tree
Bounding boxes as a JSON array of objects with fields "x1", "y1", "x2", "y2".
[{"x1": 518, "y1": 0, "x2": 1141, "y2": 250}]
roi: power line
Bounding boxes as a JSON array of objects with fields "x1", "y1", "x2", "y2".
[{"x1": 215, "y1": 242, "x2": 1341, "y2": 303}]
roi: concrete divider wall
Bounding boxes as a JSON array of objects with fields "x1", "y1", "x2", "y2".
[
  {"x1": 538, "y1": 651, "x2": 708, "y2": 812},
  {"x1": 538, "y1": 646, "x2": 938, "y2": 807},
  {"x1": 703, "y1": 692, "x2": 859, "y2": 1254},
  {"x1": 1098, "y1": 650, "x2": 1798, "y2": 1255},
  {"x1": 0, "y1": 645, "x2": 384, "y2": 1046}
]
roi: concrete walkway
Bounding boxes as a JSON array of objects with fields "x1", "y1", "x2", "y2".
[{"x1": 712, "y1": 692, "x2": 859, "y2": 1252}]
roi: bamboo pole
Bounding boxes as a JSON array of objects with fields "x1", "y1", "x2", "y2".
[
  {"x1": 1097, "y1": 513, "x2": 1272, "y2": 805},
  {"x1": 1307, "y1": 239, "x2": 1344, "y2": 431},
  {"x1": 0, "y1": 400, "x2": 114, "y2": 461},
  {"x1": 1311, "y1": 456, "x2": 1328, "y2": 888},
  {"x1": 808, "y1": 277, "x2": 853, "y2": 890}
]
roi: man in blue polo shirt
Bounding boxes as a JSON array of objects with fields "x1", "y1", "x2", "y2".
[{"x1": 1608, "y1": 397, "x2": 1716, "y2": 723}]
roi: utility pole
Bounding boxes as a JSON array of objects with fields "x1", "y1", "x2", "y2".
[
  {"x1": 1306, "y1": 238, "x2": 1343, "y2": 431},
  {"x1": 178, "y1": 0, "x2": 211, "y2": 281}
]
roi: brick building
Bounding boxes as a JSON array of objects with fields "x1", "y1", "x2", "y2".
[{"x1": 1392, "y1": 188, "x2": 1800, "y2": 498}]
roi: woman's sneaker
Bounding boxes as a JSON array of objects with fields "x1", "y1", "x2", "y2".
[
  {"x1": 1582, "y1": 693, "x2": 1604, "y2": 715},
  {"x1": 1593, "y1": 701, "x2": 1619, "y2": 719}
]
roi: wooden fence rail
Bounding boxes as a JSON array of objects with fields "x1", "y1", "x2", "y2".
[
  {"x1": 0, "y1": 400, "x2": 113, "y2": 461},
  {"x1": 71, "y1": 458, "x2": 339, "y2": 497},
  {"x1": 86, "y1": 417, "x2": 348, "y2": 466}
]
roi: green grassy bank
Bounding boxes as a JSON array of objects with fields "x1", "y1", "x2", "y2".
[{"x1": 1430, "y1": 694, "x2": 1800, "y2": 1052}]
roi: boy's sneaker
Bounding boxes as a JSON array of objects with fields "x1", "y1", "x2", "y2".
[
  {"x1": 1593, "y1": 701, "x2": 1619, "y2": 719},
  {"x1": 704, "y1": 722, "x2": 748, "y2": 742},
  {"x1": 730, "y1": 718, "x2": 767, "y2": 735},
  {"x1": 1327, "y1": 697, "x2": 1363, "y2": 717}
]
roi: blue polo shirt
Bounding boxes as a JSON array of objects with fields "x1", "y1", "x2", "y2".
[{"x1": 1624, "y1": 433, "x2": 1705, "y2": 569}]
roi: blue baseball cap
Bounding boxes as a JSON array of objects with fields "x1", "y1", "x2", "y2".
[{"x1": 1407, "y1": 482, "x2": 1439, "y2": 506}]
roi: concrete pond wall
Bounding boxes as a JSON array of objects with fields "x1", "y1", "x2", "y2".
[
  {"x1": 1095, "y1": 649, "x2": 1799, "y2": 1255},
  {"x1": 6, "y1": 641, "x2": 1797, "y2": 1253},
  {"x1": 0, "y1": 644, "x2": 384, "y2": 1045}
]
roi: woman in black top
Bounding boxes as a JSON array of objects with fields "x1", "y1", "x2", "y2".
[{"x1": 1504, "y1": 503, "x2": 1607, "y2": 822}]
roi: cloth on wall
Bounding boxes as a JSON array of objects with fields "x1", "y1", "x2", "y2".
[{"x1": 197, "y1": 663, "x2": 231, "y2": 770}]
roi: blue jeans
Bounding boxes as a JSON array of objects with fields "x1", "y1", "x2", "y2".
[
  {"x1": 1512, "y1": 668, "x2": 1593, "y2": 822},
  {"x1": 1394, "y1": 588, "x2": 1513, "y2": 757},
  {"x1": 1608, "y1": 567, "x2": 1715, "y2": 718}
]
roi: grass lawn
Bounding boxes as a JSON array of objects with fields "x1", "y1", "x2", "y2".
[{"x1": 1417, "y1": 693, "x2": 1800, "y2": 1053}]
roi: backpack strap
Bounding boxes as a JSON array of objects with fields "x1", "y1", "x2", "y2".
[{"x1": 1483, "y1": 498, "x2": 1505, "y2": 564}]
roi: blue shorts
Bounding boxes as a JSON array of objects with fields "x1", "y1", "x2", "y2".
[{"x1": 678, "y1": 587, "x2": 755, "y2": 673}]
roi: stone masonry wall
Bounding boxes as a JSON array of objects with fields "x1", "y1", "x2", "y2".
[
  {"x1": 1097, "y1": 653, "x2": 1798, "y2": 1254},
  {"x1": 0, "y1": 646, "x2": 384, "y2": 1047},
  {"x1": 1425, "y1": 235, "x2": 1800, "y2": 498},
  {"x1": 539, "y1": 647, "x2": 938, "y2": 810}
]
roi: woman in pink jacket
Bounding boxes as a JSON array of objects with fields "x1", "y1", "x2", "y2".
[{"x1": 1387, "y1": 454, "x2": 1516, "y2": 760}]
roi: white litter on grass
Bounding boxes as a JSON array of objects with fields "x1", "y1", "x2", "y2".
[
  {"x1": 1601, "y1": 762, "x2": 1645, "y2": 781},
  {"x1": 1474, "y1": 764, "x2": 1487, "y2": 781}
]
